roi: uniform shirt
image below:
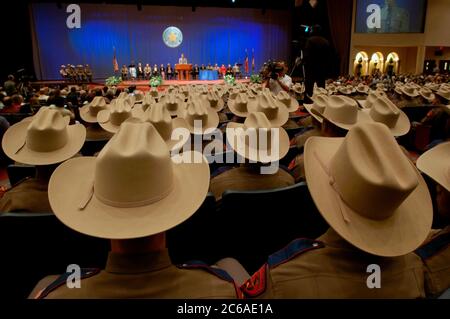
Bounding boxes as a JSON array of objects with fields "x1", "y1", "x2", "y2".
[
  {"x1": 210, "y1": 166, "x2": 295, "y2": 201},
  {"x1": 242, "y1": 229, "x2": 426, "y2": 299},
  {"x1": 0, "y1": 178, "x2": 51, "y2": 213},
  {"x1": 41, "y1": 250, "x2": 239, "y2": 299},
  {"x1": 416, "y1": 226, "x2": 450, "y2": 298}
]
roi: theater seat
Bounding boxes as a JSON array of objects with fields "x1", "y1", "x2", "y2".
[
  {"x1": 0, "y1": 212, "x2": 109, "y2": 299},
  {"x1": 7, "y1": 164, "x2": 36, "y2": 186},
  {"x1": 216, "y1": 183, "x2": 328, "y2": 273},
  {"x1": 167, "y1": 193, "x2": 220, "y2": 265}
]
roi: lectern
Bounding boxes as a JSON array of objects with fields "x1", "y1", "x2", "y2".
[{"x1": 175, "y1": 64, "x2": 192, "y2": 81}]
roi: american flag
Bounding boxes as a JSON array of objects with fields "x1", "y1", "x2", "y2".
[
  {"x1": 244, "y1": 49, "x2": 249, "y2": 74},
  {"x1": 251, "y1": 49, "x2": 255, "y2": 72},
  {"x1": 113, "y1": 47, "x2": 119, "y2": 73}
]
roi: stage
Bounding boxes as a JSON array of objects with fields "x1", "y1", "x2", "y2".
[{"x1": 31, "y1": 79, "x2": 251, "y2": 91}]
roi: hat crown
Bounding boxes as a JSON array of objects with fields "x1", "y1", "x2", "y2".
[
  {"x1": 89, "y1": 97, "x2": 107, "y2": 115},
  {"x1": 109, "y1": 101, "x2": 132, "y2": 126},
  {"x1": 324, "y1": 96, "x2": 358, "y2": 125},
  {"x1": 26, "y1": 108, "x2": 69, "y2": 152},
  {"x1": 256, "y1": 91, "x2": 279, "y2": 119},
  {"x1": 242, "y1": 112, "x2": 273, "y2": 149},
  {"x1": 147, "y1": 104, "x2": 172, "y2": 140},
  {"x1": 312, "y1": 95, "x2": 328, "y2": 113},
  {"x1": 370, "y1": 96, "x2": 400, "y2": 128},
  {"x1": 330, "y1": 123, "x2": 419, "y2": 220},
  {"x1": 277, "y1": 91, "x2": 290, "y2": 103},
  {"x1": 185, "y1": 100, "x2": 208, "y2": 124},
  {"x1": 95, "y1": 121, "x2": 173, "y2": 207},
  {"x1": 205, "y1": 91, "x2": 219, "y2": 106}
]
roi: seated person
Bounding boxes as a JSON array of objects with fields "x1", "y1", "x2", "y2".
[
  {"x1": 415, "y1": 142, "x2": 450, "y2": 298},
  {"x1": 121, "y1": 65, "x2": 128, "y2": 80},
  {"x1": 0, "y1": 94, "x2": 23, "y2": 113},
  {"x1": 210, "y1": 113, "x2": 294, "y2": 201},
  {"x1": 241, "y1": 122, "x2": 432, "y2": 299},
  {"x1": 30, "y1": 120, "x2": 240, "y2": 299},
  {"x1": 0, "y1": 108, "x2": 86, "y2": 213}
]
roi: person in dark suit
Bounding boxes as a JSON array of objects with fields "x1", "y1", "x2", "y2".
[
  {"x1": 137, "y1": 63, "x2": 144, "y2": 80},
  {"x1": 159, "y1": 64, "x2": 166, "y2": 80},
  {"x1": 192, "y1": 64, "x2": 200, "y2": 80},
  {"x1": 166, "y1": 63, "x2": 173, "y2": 80}
]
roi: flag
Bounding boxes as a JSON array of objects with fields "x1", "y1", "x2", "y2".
[
  {"x1": 251, "y1": 49, "x2": 255, "y2": 72},
  {"x1": 113, "y1": 47, "x2": 119, "y2": 73},
  {"x1": 244, "y1": 49, "x2": 249, "y2": 74}
]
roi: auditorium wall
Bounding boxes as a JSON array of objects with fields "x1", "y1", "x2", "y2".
[
  {"x1": 30, "y1": 3, "x2": 292, "y2": 80},
  {"x1": 349, "y1": 0, "x2": 450, "y2": 75}
]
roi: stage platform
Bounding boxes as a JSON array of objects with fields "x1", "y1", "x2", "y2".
[{"x1": 31, "y1": 79, "x2": 251, "y2": 92}]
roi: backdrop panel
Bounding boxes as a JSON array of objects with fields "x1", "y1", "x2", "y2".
[{"x1": 30, "y1": 3, "x2": 292, "y2": 80}]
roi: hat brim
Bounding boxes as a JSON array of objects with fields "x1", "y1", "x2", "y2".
[
  {"x1": 436, "y1": 92, "x2": 450, "y2": 101},
  {"x1": 48, "y1": 153, "x2": 210, "y2": 239},
  {"x1": 281, "y1": 97, "x2": 299, "y2": 113},
  {"x1": 173, "y1": 109, "x2": 220, "y2": 135},
  {"x1": 363, "y1": 109, "x2": 411, "y2": 137},
  {"x1": 228, "y1": 99, "x2": 250, "y2": 118},
  {"x1": 80, "y1": 105, "x2": 107, "y2": 123},
  {"x1": 304, "y1": 136, "x2": 433, "y2": 257},
  {"x1": 304, "y1": 103, "x2": 324, "y2": 123},
  {"x1": 97, "y1": 109, "x2": 143, "y2": 134},
  {"x1": 402, "y1": 89, "x2": 420, "y2": 98},
  {"x1": 2, "y1": 122, "x2": 86, "y2": 166},
  {"x1": 417, "y1": 142, "x2": 450, "y2": 192},
  {"x1": 313, "y1": 108, "x2": 373, "y2": 131},
  {"x1": 226, "y1": 122, "x2": 290, "y2": 163},
  {"x1": 247, "y1": 101, "x2": 290, "y2": 127}
]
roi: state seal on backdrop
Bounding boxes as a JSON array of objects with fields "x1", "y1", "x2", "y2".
[{"x1": 163, "y1": 26, "x2": 183, "y2": 48}]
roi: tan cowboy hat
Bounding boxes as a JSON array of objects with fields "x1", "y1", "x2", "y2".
[
  {"x1": 313, "y1": 86, "x2": 328, "y2": 97},
  {"x1": 402, "y1": 85, "x2": 420, "y2": 98},
  {"x1": 228, "y1": 93, "x2": 250, "y2": 118},
  {"x1": 202, "y1": 91, "x2": 225, "y2": 112},
  {"x1": 291, "y1": 83, "x2": 305, "y2": 94},
  {"x1": 174, "y1": 97, "x2": 219, "y2": 135},
  {"x1": 358, "y1": 90, "x2": 387, "y2": 109},
  {"x1": 425, "y1": 82, "x2": 441, "y2": 92},
  {"x1": 394, "y1": 85, "x2": 404, "y2": 96},
  {"x1": 326, "y1": 84, "x2": 338, "y2": 95},
  {"x1": 304, "y1": 122, "x2": 433, "y2": 257},
  {"x1": 159, "y1": 93, "x2": 186, "y2": 116},
  {"x1": 363, "y1": 95, "x2": 410, "y2": 137},
  {"x1": 248, "y1": 90, "x2": 289, "y2": 127},
  {"x1": 97, "y1": 100, "x2": 142, "y2": 133},
  {"x1": 118, "y1": 92, "x2": 128, "y2": 99},
  {"x1": 276, "y1": 91, "x2": 299, "y2": 112},
  {"x1": 304, "y1": 94, "x2": 329, "y2": 124},
  {"x1": 149, "y1": 87, "x2": 161, "y2": 99},
  {"x1": 356, "y1": 83, "x2": 369, "y2": 94},
  {"x1": 419, "y1": 87, "x2": 436, "y2": 102},
  {"x1": 140, "y1": 94, "x2": 156, "y2": 112},
  {"x1": 80, "y1": 97, "x2": 108, "y2": 123},
  {"x1": 2, "y1": 108, "x2": 86, "y2": 166},
  {"x1": 143, "y1": 104, "x2": 186, "y2": 151},
  {"x1": 226, "y1": 112, "x2": 289, "y2": 163},
  {"x1": 436, "y1": 86, "x2": 450, "y2": 101},
  {"x1": 48, "y1": 120, "x2": 210, "y2": 239},
  {"x1": 417, "y1": 142, "x2": 450, "y2": 192},
  {"x1": 338, "y1": 85, "x2": 354, "y2": 96},
  {"x1": 311, "y1": 95, "x2": 372, "y2": 131}
]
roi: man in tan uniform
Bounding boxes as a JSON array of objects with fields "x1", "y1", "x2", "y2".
[
  {"x1": 210, "y1": 112, "x2": 294, "y2": 201},
  {"x1": 0, "y1": 108, "x2": 86, "y2": 213},
  {"x1": 32, "y1": 120, "x2": 240, "y2": 299},
  {"x1": 241, "y1": 123, "x2": 433, "y2": 298},
  {"x1": 416, "y1": 142, "x2": 450, "y2": 298}
]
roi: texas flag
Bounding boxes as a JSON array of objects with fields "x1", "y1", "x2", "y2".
[{"x1": 244, "y1": 49, "x2": 249, "y2": 74}]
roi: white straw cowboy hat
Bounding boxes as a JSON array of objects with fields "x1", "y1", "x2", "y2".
[
  {"x1": 326, "y1": 84, "x2": 338, "y2": 95},
  {"x1": 436, "y1": 86, "x2": 450, "y2": 101},
  {"x1": 97, "y1": 99, "x2": 142, "y2": 134},
  {"x1": 425, "y1": 82, "x2": 441, "y2": 92},
  {"x1": 358, "y1": 90, "x2": 386, "y2": 109},
  {"x1": 417, "y1": 142, "x2": 450, "y2": 192},
  {"x1": 248, "y1": 90, "x2": 289, "y2": 127},
  {"x1": 402, "y1": 85, "x2": 420, "y2": 98},
  {"x1": 311, "y1": 95, "x2": 372, "y2": 131},
  {"x1": 226, "y1": 112, "x2": 289, "y2": 164},
  {"x1": 304, "y1": 94, "x2": 329, "y2": 124},
  {"x1": 419, "y1": 87, "x2": 436, "y2": 102},
  {"x1": 363, "y1": 95, "x2": 410, "y2": 137},
  {"x1": 304, "y1": 122, "x2": 433, "y2": 257},
  {"x1": 80, "y1": 97, "x2": 108, "y2": 123},
  {"x1": 48, "y1": 120, "x2": 210, "y2": 240},
  {"x1": 291, "y1": 83, "x2": 305, "y2": 94},
  {"x1": 394, "y1": 84, "x2": 404, "y2": 96},
  {"x1": 313, "y1": 86, "x2": 328, "y2": 97},
  {"x1": 356, "y1": 83, "x2": 369, "y2": 94},
  {"x1": 338, "y1": 85, "x2": 354, "y2": 96},
  {"x1": 276, "y1": 91, "x2": 299, "y2": 112},
  {"x1": 174, "y1": 97, "x2": 219, "y2": 135},
  {"x1": 2, "y1": 108, "x2": 86, "y2": 166},
  {"x1": 228, "y1": 93, "x2": 251, "y2": 118},
  {"x1": 159, "y1": 93, "x2": 186, "y2": 117},
  {"x1": 202, "y1": 91, "x2": 225, "y2": 112},
  {"x1": 143, "y1": 104, "x2": 186, "y2": 151}
]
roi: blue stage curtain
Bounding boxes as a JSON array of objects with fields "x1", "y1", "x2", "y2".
[{"x1": 30, "y1": 4, "x2": 292, "y2": 80}]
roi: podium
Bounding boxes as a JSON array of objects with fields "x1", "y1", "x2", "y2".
[{"x1": 175, "y1": 64, "x2": 192, "y2": 81}]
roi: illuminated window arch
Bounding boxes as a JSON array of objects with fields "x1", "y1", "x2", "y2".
[
  {"x1": 369, "y1": 52, "x2": 384, "y2": 75},
  {"x1": 353, "y1": 51, "x2": 369, "y2": 76},
  {"x1": 385, "y1": 52, "x2": 400, "y2": 74}
]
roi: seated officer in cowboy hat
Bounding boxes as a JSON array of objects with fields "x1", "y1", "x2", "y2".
[
  {"x1": 241, "y1": 122, "x2": 432, "y2": 298},
  {"x1": 0, "y1": 108, "x2": 86, "y2": 213},
  {"x1": 31, "y1": 119, "x2": 240, "y2": 299},
  {"x1": 210, "y1": 112, "x2": 294, "y2": 201},
  {"x1": 415, "y1": 142, "x2": 450, "y2": 298}
]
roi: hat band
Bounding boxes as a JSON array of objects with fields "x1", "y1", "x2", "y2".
[{"x1": 79, "y1": 180, "x2": 174, "y2": 210}]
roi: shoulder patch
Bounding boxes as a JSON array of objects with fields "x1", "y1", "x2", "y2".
[
  {"x1": 177, "y1": 260, "x2": 234, "y2": 283},
  {"x1": 36, "y1": 268, "x2": 100, "y2": 299},
  {"x1": 415, "y1": 231, "x2": 450, "y2": 260},
  {"x1": 240, "y1": 264, "x2": 267, "y2": 298},
  {"x1": 268, "y1": 238, "x2": 324, "y2": 268}
]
